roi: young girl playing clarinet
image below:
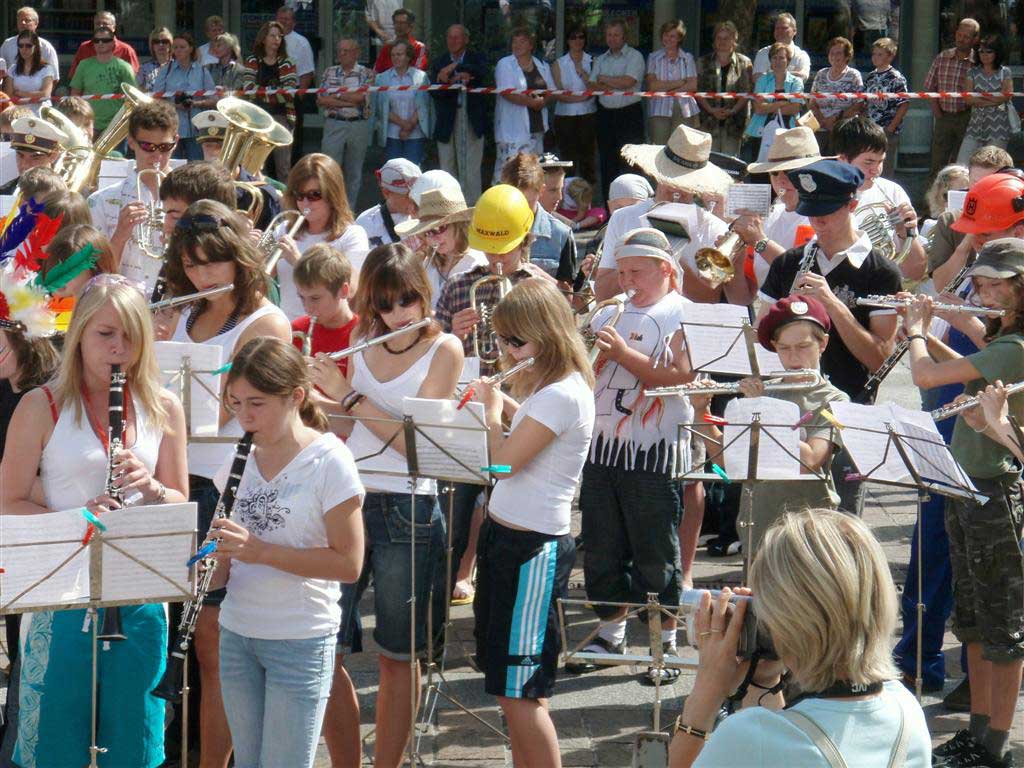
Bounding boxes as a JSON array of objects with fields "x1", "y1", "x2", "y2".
[
  {"x1": 309, "y1": 242, "x2": 462, "y2": 767},
  {"x1": 0, "y1": 275, "x2": 188, "y2": 768},
  {"x1": 208, "y1": 337, "x2": 364, "y2": 768},
  {"x1": 468, "y1": 277, "x2": 595, "y2": 767},
  {"x1": 903, "y1": 237, "x2": 1024, "y2": 768}
]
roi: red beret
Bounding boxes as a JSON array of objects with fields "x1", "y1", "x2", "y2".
[{"x1": 757, "y1": 295, "x2": 831, "y2": 351}]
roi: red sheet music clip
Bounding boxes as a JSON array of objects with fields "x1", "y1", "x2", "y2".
[
  {"x1": 791, "y1": 411, "x2": 815, "y2": 430},
  {"x1": 702, "y1": 413, "x2": 727, "y2": 425},
  {"x1": 456, "y1": 386, "x2": 475, "y2": 411}
]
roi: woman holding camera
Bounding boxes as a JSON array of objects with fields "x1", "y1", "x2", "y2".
[{"x1": 669, "y1": 510, "x2": 931, "y2": 767}]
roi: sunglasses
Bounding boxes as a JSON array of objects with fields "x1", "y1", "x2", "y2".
[
  {"x1": 498, "y1": 333, "x2": 527, "y2": 349},
  {"x1": 292, "y1": 189, "x2": 323, "y2": 202},
  {"x1": 136, "y1": 138, "x2": 178, "y2": 153},
  {"x1": 17, "y1": 43, "x2": 33, "y2": 49},
  {"x1": 175, "y1": 213, "x2": 228, "y2": 232},
  {"x1": 374, "y1": 291, "x2": 420, "y2": 314},
  {"x1": 93, "y1": 37, "x2": 114, "y2": 45},
  {"x1": 424, "y1": 222, "x2": 449, "y2": 238},
  {"x1": 978, "y1": 47, "x2": 995, "y2": 53}
]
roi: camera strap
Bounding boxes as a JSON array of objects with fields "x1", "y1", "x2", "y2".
[{"x1": 785, "y1": 679, "x2": 884, "y2": 709}]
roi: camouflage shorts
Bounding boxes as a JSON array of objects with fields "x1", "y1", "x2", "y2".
[{"x1": 945, "y1": 474, "x2": 1024, "y2": 662}]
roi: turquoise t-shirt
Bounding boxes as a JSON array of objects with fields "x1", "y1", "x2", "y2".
[
  {"x1": 69, "y1": 57, "x2": 136, "y2": 132},
  {"x1": 693, "y1": 681, "x2": 932, "y2": 768}
]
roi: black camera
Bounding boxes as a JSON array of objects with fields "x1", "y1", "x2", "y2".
[
  {"x1": 175, "y1": 93, "x2": 193, "y2": 109},
  {"x1": 680, "y1": 589, "x2": 776, "y2": 659}
]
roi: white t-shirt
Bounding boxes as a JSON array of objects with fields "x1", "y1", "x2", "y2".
[
  {"x1": 693, "y1": 681, "x2": 931, "y2": 767},
  {"x1": 275, "y1": 224, "x2": 371, "y2": 320},
  {"x1": 216, "y1": 432, "x2": 365, "y2": 640},
  {"x1": 197, "y1": 42, "x2": 218, "y2": 67},
  {"x1": 285, "y1": 30, "x2": 316, "y2": 77},
  {"x1": 426, "y1": 249, "x2": 487, "y2": 309},
  {"x1": 10, "y1": 63, "x2": 55, "y2": 116},
  {"x1": 752, "y1": 42, "x2": 811, "y2": 79},
  {"x1": 356, "y1": 204, "x2": 409, "y2": 248},
  {"x1": 854, "y1": 176, "x2": 914, "y2": 252},
  {"x1": 489, "y1": 372, "x2": 595, "y2": 535}
]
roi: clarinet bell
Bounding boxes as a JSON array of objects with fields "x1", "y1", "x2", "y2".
[
  {"x1": 97, "y1": 606, "x2": 126, "y2": 642},
  {"x1": 152, "y1": 653, "x2": 184, "y2": 702}
]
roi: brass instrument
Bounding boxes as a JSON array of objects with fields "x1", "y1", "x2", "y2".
[
  {"x1": 854, "y1": 201, "x2": 915, "y2": 264},
  {"x1": 148, "y1": 284, "x2": 234, "y2": 312},
  {"x1": 239, "y1": 120, "x2": 293, "y2": 176},
  {"x1": 234, "y1": 181, "x2": 266, "y2": 224},
  {"x1": 469, "y1": 264, "x2": 511, "y2": 364},
  {"x1": 931, "y1": 380, "x2": 1024, "y2": 422},
  {"x1": 41, "y1": 106, "x2": 92, "y2": 192},
  {"x1": 259, "y1": 210, "x2": 308, "y2": 275},
  {"x1": 644, "y1": 369, "x2": 823, "y2": 398},
  {"x1": 580, "y1": 290, "x2": 634, "y2": 365},
  {"x1": 854, "y1": 295, "x2": 1005, "y2": 317},
  {"x1": 327, "y1": 318, "x2": 433, "y2": 361},
  {"x1": 695, "y1": 229, "x2": 743, "y2": 290},
  {"x1": 294, "y1": 315, "x2": 317, "y2": 356},
  {"x1": 216, "y1": 97, "x2": 275, "y2": 171},
  {"x1": 572, "y1": 223, "x2": 609, "y2": 315},
  {"x1": 134, "y1": 168, "x2": 167, "y2": 259}
]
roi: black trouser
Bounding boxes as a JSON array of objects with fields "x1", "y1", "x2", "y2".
[{"x1": 596, "y1": 102, "x2": 645, "y2": 202}]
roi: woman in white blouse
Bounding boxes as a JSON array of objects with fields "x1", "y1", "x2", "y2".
[
  {"x1": 551, "y1": 26, "x2": 596, "y2": 185},
  {"x1": 493, "y1": 27, "x2": 554, "y2": 184},
  {"x1": 3, "y1": 30, "x2": 54, "y2": 116}
]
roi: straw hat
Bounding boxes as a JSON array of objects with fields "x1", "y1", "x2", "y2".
[
  {"x1": 746, "y1": 126, "x2": 829, "y2": 174},
  {"x1": 620, "y1": 124, "x2": 733, "y2": 195},
  {"x1": 394, "y1": 186, "x2": 473, "y2": 239}
]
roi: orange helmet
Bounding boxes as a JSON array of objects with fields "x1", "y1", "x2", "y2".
[{"x1": 952, "y1": 173, "x2": 1024, "y2": 234}]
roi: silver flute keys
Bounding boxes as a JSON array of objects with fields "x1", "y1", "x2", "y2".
[
  {"x1": 148, "y1": 284, "x2": 235, "y2": 312},
  {"x1": 644, "y1": 369, "x2": 822, "y2": 397},
  {"x1": 854, "y1": 295, "x2": 1006, "y2": 317},
  {"x1": 930, "y1": 381, "x2": 1024, "y2": 421},
  {"x1": 327, "y1": 318, "x2": 433, "y2": 361}
]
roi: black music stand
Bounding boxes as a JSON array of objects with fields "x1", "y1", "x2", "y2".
[{"x1": 0, "y1": 504, "x2": 196, "y2": 767}]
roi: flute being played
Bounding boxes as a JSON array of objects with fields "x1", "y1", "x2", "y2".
[
  {"x1": 326, "y1": 317, "x2": 433, "y2": 360},
  {"x1": 456, "y1": 356, "x2": 535, "y2": 409},
  {"x1": 931, "y1": 381, "x2": 1024, "y2": 422},
  {"x1": 854, "y1": 295, "x2": 1006, "y2": 317},
  {"x1": 148, "y1": 284, "x2": 234, "y2": 312},
  {"x1": 644, "y1": 369, "x2": 822, "y2": 398}
]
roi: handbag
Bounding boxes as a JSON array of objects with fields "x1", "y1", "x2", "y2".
[
  {"x1": 757, "y1": 114, "x2": 785, "y2": 163},
  {"x1": 1007, "y1": 101, "x2": 1022, "y2": 134}
]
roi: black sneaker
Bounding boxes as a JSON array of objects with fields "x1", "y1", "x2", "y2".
[
  {"x1": 639, "y1": 642, "x2": 681, "y2": 686},
  {"x1": 933, "y1": 730, "x2": 977, "y2": 763},
  {"x1": 943, "y1": 743, "x2": 1015, "y2": 768},
  {"x1": 564, "y1": 635, "x2": 625, "y2": 675},
  {"x1": 943, "y1": 676, "x2": 971, "y2": 712}
]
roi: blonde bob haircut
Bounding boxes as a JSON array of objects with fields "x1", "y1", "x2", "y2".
[
  {"x1": 492, "y1": 278, "x2": 595, "y2": 400},
  {"x1": 750, "y1": 509, "x2": 899, "y2": 692},
  {"x1": 283, "y1": 153, "x2": 355, "y2": 240},
  {"x1": 53, "y1": 276, "x2": 167, "y2": 429}
]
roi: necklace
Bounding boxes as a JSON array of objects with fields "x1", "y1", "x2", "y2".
[{"x1": 383, "y1": 328, "x2": 423, "y2": 354}]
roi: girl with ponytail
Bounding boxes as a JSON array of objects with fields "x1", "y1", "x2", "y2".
[{"x1": 207, "y1": 337, "x2": 364, "y2": 767}]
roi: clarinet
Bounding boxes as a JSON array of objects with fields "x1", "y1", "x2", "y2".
[
  {"x1": 97, "y1": 365, "x2": 127, "y2": 643},
  {"x1": 788, "y1": 242, "x2": 820, "y2": 295},
  {"x1": 152, "y1": 432, "x2": 254, "y2": 702},
  {"x1": 855, "y1": 262, "x2": 974, "y2": 404}
]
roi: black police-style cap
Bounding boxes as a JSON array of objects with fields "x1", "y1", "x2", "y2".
[{"x1": 786, "y1": 159, "x2": 864, "y2": 217}]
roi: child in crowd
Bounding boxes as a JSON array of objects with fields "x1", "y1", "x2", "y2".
[
  {"x1": 862, "y1": 38, "x2": 909, "y2": 179},
  {"x1": 556, "y1": 177, "x2": 607, "y2": 232},
  {"x1": 55, "y1": 95, "x2": 96, "y2": 139}
]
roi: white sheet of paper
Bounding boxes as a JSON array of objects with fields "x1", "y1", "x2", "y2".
[
  {"x1": 682, "y1": 303, "x2": 783, "y2": 375},
  {"x1": 722, "y1": 397, "x2": 802, "y2": 480},
  {"x1": 947, "y1": 190, "x2": 967, "y2": 215},
  {"x1": 98, "y1": 503, "x2": 196, "y2": 604},
  {"x1": 0, "y1": 142, "x2": 16, "y2": 187},
  {"x1": 0, "y1": 194, "x2": 16, "y2": 217},
  {"x1": 156, "y1": 341, "x2": 224, "y2": 436},
  {"x1": 0, "y1": 509, "x2": 90, "y2": 611},
  {"x1": 726, "y1": 184, "x2": 772, "y2": 218},
  {"x1": 403, "y1": 397, "x2": 490, "y2": 485}
]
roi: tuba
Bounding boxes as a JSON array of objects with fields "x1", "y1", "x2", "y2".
[
  {"x1": 258, "y1": 210, "x2": 307, "y2": 274},
  {"x1": 216, "y1": 97, "x2": 274, "y2": 172},
  {"x1": 75, "y1": 84, "x2": 153, "y2": 193},
  {"x1": 133, "y1": 168, "x2": 166, "y2": 259},
  {"x1": 239, "y1": 120, "x2": 293, "y2": 177},
  {"x1": 694, "y1": 230, "x2": 744, "y2": 289},
  {"x1": 469, "y1": 264, "x2": 511, "y2": 364},
  {"x1": 41, "y1": 106, "x2": 93, "y2": 192}
]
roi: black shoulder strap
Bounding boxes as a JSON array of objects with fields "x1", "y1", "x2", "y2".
[{"x1": 379, "y1": 203, "x2": 400, "y2": 244}]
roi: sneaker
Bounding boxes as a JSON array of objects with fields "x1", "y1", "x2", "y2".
[
  {"x1": 942, "y1": 743, "x2": 1015, "y2": 767},
  {"x1": 564, "y1": 635, "x2": 625, "y2": 675},
  {"x1": 943, "y1": 676, "x2": 971, "y2": 712},
  {"x1": 934, "y1": 730, "x2": 978, "y2": 762},
  {"x1": 706, "y1": 536, "x2": 741, "y2": 557},
  {"x1": 639, "y1": 642, "x2": 681, "y2": 686}
]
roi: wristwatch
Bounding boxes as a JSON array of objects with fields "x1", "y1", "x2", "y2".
[{"x1": 753, "y1": 238, "x2": 770, "y2": 254}]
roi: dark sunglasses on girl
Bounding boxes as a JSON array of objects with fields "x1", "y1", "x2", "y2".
[
  {"x1": 375, "y1": 291, "x2": 420, "y2": 314},
  {"x1": 499, "y1": 333, "x2": 527, "y2": 349},
  {"x1": 293, "y1": 189, "x2": 323, "y2": 202},
  {"x1": 176, "y1": 213, "x2": 228, "y2": 232},
  {"x1": 425, "y1": 223, "x2": 449, "y2": 238},
  {"x1": 137, "y1": 138, "x2": 178, "y2": 153}
]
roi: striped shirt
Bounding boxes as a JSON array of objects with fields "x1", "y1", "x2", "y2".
[
  {"x1": 646, "y1": 48, "x2": 698, "y2": 118},
  {"x1": 923, "y1": 47, "x2": 975, "y2": 113},
  {"x1": 320, "y1": 63, "x2": 373, "y2": 119},
  {"x1": 242, "y1": 55, "x2": 299, "y2": 126}
]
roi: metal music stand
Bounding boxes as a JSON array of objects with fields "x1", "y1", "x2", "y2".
[
  {"x1": 828, "y1": 401, "x2": 986, "y2": 701},
  {"x1": 0, "y1": 504, "x2": 196, "y2": 768}
]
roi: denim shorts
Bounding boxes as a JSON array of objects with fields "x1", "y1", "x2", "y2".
[{"x1": 345, "y1": 492, "x2": 446, "y2": 660}]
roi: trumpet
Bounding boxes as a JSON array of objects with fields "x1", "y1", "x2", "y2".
[
  {"x1": 327, "y1": 318, "x2": 433, "y2": 361},
  {"x1": 931, "y1": 381, "x2": 1024, "y2": 422},
  {"x1": 260, "y1": 210, "x2": 308, "y2": 275},
  {"x1": 580, "y1": 290, "x2": 634, "y2": 365},
  {"x1": 695, "y1": 230, "x2": 743, "y2": 290},
  {"x1": 294, "y1": 315, "x2": 317, "y2": 356},
  {"x1": 644, "y1": 369, "x2": 823, "y2": 398},
  {"x1": 148, "y1": 284, "x2": 234, "y2": 312},
  {"x1": 134, "y1": 168, "x2": 167, "y2": 259},
  {"x1": 470, "y1": 264, "x2": 511, "y2": 365},
  {"x1": 854, "y1": 295, "x2": 1005, "y2": 317}
]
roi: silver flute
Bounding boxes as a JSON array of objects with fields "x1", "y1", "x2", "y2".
[
  {"x1": 327, "y1": 317, "x2": 433, "y2": 361},
  {"x1": 148, "y1": 284, "x2": 234, "y2": 312},
  {"x1": 854, "y1": 295, "x2": 1005, "y2": 317},
  {"x1": 644, "y1": 369, "x2": 822, "y2": 397},
  {"x1": 931, "y1": 381, "x2": 1024, "y2": 422}
]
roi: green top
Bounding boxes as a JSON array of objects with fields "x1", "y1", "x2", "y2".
[
  {"x1": 951, "y1": 333, "x2": 1024, "y2": 479},
  {"x1": 69, "y1": 57, "x2": 136, "y2": 132}
]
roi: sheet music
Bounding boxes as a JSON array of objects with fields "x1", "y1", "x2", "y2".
[
  {"x1": 0, "y1": 509, "x2": 89, "y2": 611},
  {"x1": 156, "y1": 341, "x2": 224, "y2": 436},
  {"x1": 0, "y1": 142, "x2": 16, "y2": 187},
  {"x1": 682, "y1": 303, "x2": 783, "y2": 375},
  {"x1": 726, "y1": 183, "x2": 772, "y2": 218},
  {"x1": 722, "y1": 397, "x2": 802, "y2": 480},
  {"x1": 403, "y1": 397, "x2": 490, "y2": 485},
  {"x1": 947, "y1": 190, "x2": 967, "y2": 216},
  {"x1": 99, "y1": 503, "x2": 196, "y2": 603}
]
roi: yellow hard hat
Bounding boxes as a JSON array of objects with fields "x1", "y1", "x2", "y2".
[{"x1": 468, "y1": 184, "x2": 535, "y2": 255}]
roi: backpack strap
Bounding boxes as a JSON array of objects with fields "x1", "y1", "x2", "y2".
[
  {"x1": 886, "y1": 689, "x2": 910, "y2": 768},
  {"x1": 40, "y1": 386, "x2": 58, "y2": 425},
  {"x1": 781, "y1": 710, "x2": 849, "y2": 768}
]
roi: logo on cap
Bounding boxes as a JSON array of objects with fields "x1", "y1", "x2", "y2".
[
  {"x1": 798, "y1": 174, "x2": 816, "y2": 193},
  {"x1": 965, "y1": 197, "x2": 977, "y2": 216},
  {"x1": 790, "y1": 300, "x2": 808, "y2": 315}
]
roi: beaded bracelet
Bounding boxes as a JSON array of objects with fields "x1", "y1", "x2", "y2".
[{"x1": 673, "y1": 716, "x2": 710, "y2": 741}]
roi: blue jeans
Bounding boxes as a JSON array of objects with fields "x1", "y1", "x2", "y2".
[
  {"x1": 384, "y1": 137, "x2": 426, "y2": 166},
  {"x1": 219, "y1": 627, "x2": 335, "y2": 768}
]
